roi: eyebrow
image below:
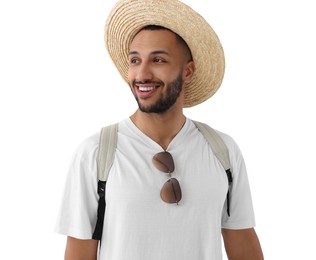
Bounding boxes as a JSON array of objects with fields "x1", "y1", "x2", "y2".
[{"x1": 128, "y1": 50, "x2": 170, "y2": 56}]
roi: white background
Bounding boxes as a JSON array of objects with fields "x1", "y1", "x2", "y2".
[{"x1": 0, "y1": 0, "x2": 315, "y2": 259}]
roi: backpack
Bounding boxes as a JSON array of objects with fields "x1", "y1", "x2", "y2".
[{"x1": 92, "y1": 120, "x2": 233, "y2": 240}]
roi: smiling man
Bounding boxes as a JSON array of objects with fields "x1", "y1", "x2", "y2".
[{"x1": 55, "y1": 1, "x2": 264, "y2": 259}]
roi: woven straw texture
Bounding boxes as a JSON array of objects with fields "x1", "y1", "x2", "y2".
[{"x1": 105, "y1": 0, "x2": 225, "y2": 107}]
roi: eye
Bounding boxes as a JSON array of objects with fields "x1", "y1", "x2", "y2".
[
  {"x1": 129, "y1": 57, "x2": 140, "y2": 64},
  {"x1": 153, "y1": 57, "x2": 165, "y2": 63}
]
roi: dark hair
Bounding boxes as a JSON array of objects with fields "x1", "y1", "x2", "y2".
[{"x1": 141, "y1": 25, "x2": 193, "y2": 61}]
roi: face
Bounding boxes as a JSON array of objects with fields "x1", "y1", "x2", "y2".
[{"x1": 128, "y1": 29, "x2": 194, "y2": 113}]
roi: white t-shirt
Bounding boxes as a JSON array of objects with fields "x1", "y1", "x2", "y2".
[{"x1": 55, "y1": 118, "x2": 255, "y2": 260}]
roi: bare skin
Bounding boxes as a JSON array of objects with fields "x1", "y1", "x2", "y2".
[
  {"x1": 222, "y1": 228, "x2": 264, "y2": 260},
  {"x1": 64, "y1": 29, "x2": 264, "y2": 260},
  {"x1": 128, "y1": 29, "x2": 195, "y2": 150},
  {"x1": 64, "y1": 237, "x2": 98, "y2": 260}
]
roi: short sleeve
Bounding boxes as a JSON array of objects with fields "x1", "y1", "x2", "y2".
[
  {"x1": 220, "y1": 133, "x2": 256, "y2": 229},
  {"x1": 54, "y1": 133, "x2": 100, "y2": 239}
]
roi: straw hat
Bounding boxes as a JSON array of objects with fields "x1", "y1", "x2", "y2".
[{"x1": 105, "y1": 0, "x2": 225, "y2": 108}]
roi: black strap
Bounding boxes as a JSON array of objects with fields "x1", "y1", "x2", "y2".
[
  {"x1": 92, "y1": 181, "x2": 106, "y2": 240},
  {"x1": 225, "y1": 169, "x2": 233, "y2": 216}
]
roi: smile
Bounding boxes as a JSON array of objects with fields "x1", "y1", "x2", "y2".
[
  {"x1": 135, "y1": 82, "x2": 161, "y2": 92},
  {"x1": 139, "y1": 86, "x2": 156, "y2": 92},
  {"x1": 134, "y1": 83, "x2": 161, "y2": 98}
]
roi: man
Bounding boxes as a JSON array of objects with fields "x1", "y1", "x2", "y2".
[{"x1": 55, "y1": 0, "x2": 264, "y2": 259}]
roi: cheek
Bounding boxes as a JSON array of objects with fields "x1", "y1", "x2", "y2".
[{"x1": 127, "y1": 69, "x2": 134, "y2": 84}]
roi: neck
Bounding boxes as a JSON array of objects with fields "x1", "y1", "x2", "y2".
[{"x1": 130, "y1": 108, "x2": 186, "y2": 150}]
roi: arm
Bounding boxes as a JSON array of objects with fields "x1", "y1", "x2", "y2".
[
  {"x1": 64, "y1": 236, "x2": 99, "y2": 260},
  {"x1": 222, "y1": 228, "x2": 264, "y2": 260}
]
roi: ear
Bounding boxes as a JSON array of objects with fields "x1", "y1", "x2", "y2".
[{"x1": 183, "y1": 61, "x2": 195, "y2": 84}]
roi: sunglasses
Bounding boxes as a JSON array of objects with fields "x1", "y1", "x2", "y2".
[{"x1": 152, "y1": 151, "x2": 182, "y2": 204}]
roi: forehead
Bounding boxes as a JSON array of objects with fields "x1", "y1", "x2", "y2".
[{"x1": 129, "y1": 29, "x2": 179, "y2": 53}]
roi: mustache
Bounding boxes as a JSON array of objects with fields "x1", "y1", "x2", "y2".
[{"x1": 133, "y1": 80, "x2": 163, "y2": 85}]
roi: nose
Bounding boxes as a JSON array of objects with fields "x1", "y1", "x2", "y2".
[{"x1": 134, "y1": 63, "x2": 153, "y2": 83}]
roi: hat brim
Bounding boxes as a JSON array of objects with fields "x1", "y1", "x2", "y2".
[{"x1": 105, "y1": 0, "x2": 225, "y2": 108}]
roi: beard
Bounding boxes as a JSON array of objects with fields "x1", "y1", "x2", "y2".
[{"x1": 133, "y1": 72, "x2": 183, "y2": 113}]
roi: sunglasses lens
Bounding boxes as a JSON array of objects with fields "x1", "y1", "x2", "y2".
[
  {"x1": 152, "y1": 152, "x2": 175, "y2": 173},
  {"x1": 153, "y1": 152, "x2": 181, "y2": 204},
  {"x1": 160, "y1": 178, "x2": 182, "y2": 203}
]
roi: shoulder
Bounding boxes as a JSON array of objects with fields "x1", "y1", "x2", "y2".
[
  {"x1": 213, "y1": 128, "x2": 245, "y2": 163},
  {"x1": 214, "y1": 129, "x2": 241, "y2": 153},
  {"x1": 189, "y1": 119, "x2": 244, "y2": 161},
  {"x1": 71, "y1": 131, "x2": 100, "y2": 167},
  {"x1": 72, "y1": 120, "x2": 125, "y2": 165},
  {"x1": 207, "y1": 128, "x2": 248, "y2": 180}
]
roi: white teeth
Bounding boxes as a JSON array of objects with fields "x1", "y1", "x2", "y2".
[{"x1": 139, "y1": 86, "x2": 155, "y2": 92}]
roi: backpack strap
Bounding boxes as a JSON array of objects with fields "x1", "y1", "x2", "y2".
[
  {"x1": 96, "y1": 123, "x2": 118, "y2": 181},
  {"x1": 193, "y1": 120, "x2": 233, "y2": 216},
  {"x1": 92, "y1": 123, "x2": 118, "y2": 240}
]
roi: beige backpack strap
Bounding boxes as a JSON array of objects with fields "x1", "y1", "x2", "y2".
[
  {"x1": 193, "y1": 120, "x2": 233, "y2": 216},
  {"x1": 97, "y1": 123, "x2": 118, "y2": 181},
  {"x1": 192, "y1": 120, "x2": 230, "y2": 171},
  {"x1": 93, "y1": 123, "x2": 118, "y2": 240}
]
